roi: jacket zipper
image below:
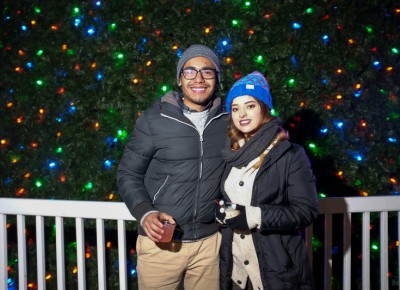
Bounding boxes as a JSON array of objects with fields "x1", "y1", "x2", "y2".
[
  {"x1": 161, "y1": 112, "x2": 227, "y2": 238},
  {"x1": 160, "y1": 112, "x2": 226, "y2": 180},
  {"x1": 153, "y1": 175, "x2": 169, "y2": 204}
]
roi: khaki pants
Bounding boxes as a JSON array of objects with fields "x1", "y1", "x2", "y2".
[{"x1": 136, "y1": 232, "x2": 221, "y2": 290}]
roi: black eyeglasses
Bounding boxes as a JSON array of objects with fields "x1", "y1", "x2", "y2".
[{"x1": 180, "y1": 68, "x2": 217, "y2": 80}]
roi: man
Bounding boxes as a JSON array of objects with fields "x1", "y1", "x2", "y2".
[{"x1": 117, "y1": 44, "x2": 228, "y2": 290}]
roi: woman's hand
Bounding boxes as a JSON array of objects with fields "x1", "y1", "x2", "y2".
[{"x1": 225, "y1": 204, "x2": 249, "y2": 231}]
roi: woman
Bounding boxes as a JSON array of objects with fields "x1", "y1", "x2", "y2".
[{"x1": 218, "y1": 71, "x2": 319, "y2": 290}]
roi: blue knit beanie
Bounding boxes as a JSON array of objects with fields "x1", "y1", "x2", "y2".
[
  {"x1": 226, "y1": 71, "x2": 272, "y2": 114},
  {"x1": 176, "y1": 44, "x2": 221, "y2": 85}
]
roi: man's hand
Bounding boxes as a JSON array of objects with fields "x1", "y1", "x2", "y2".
[{"x1": 142, "y1": 212, "x2": 175, "y2": 242}]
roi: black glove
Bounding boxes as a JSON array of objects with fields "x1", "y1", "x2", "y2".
[
  {"x1": 214, "y1": 200, "x2": 226, "y2": 224},
  {"x1": 225, "y1": 204, "x2": 249, "y2": 231}
]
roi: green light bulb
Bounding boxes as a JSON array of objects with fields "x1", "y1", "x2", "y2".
[
  {"x1": 110, "y1": 23, "x2": 117, "y2": 31},
  {"x1": 85, "y1": 182, "x2": 93, "y2": 190},
  {"x1": 117, "y1": 130, "x2": 128, "y2": 140},
  {"x1": 254, "y1": 55, "x2": 265, "y2": 65}
]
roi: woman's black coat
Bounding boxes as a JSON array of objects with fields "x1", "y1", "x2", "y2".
[{"x1": 219, "y1": 140, "x2": 319, "y2": 290}]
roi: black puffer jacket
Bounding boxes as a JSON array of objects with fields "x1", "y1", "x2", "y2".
[
  {"x1": 117, "y1": 91, "x2": 228, "y2": 240},
  {"x1": 220, "y1": 141, "x2": 319, "y2": 290}
]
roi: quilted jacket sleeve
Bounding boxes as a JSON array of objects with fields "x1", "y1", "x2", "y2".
[
  {"x1": 259, "y1": 145, "x2": 319, "y2": 232},
  {"x1": 117, "y1": 113, "x2": 156, "y2": 221}
]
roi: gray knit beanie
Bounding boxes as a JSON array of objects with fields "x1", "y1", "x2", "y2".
[{"x1": 176, "y1": 44, "x2": 221, "y2": 85}]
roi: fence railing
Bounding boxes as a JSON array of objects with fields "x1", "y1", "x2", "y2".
[
  {"x1": 1, "y1": 196, "x2": 400, "y2": 290},
  {"x1": 305, "y1": 195, "x2": 400, "y2": 290}
]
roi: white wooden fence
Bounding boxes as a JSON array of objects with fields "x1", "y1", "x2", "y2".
[{"x1": 1, "y1": 196, "x2": 400, "y2": 290}]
